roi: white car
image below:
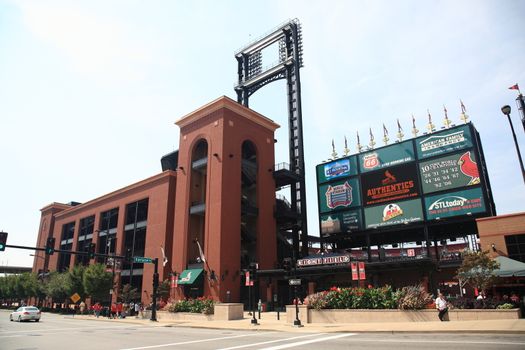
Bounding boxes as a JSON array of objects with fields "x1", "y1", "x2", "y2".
[{"x1": 10, "y1": 306, "x2": 41, "y2": 322}]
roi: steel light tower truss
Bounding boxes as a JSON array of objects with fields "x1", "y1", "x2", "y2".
[{"x1": 235, "y1": 19, "x2": 308, "y2": 256}]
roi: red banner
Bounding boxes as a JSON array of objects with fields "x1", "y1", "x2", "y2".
[
  {"x1": 245, "y1": 271, "x2": 251, "y2": 286},
  {"x1": 351, "y1": 262, "x2": 358, "y2": 280},
  {"x1": 170, "y1": 274, "x2": 176, "y2": 288},
  {"x1": 358, "y1": 262, "x2": 366, "y2": 280}
]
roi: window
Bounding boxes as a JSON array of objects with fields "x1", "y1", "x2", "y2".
[
  {"x1": 505, "y1": 234, "x2": 525, "y2": 263},
  {"x1": 76, "y1": 216, "x2": 94, "y2": 266}
]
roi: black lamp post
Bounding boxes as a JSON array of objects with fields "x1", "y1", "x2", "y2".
[{"x1": 501, "y1": 105, "x2": 525, "y2": 184}]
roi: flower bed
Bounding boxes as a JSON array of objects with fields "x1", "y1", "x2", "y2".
[
  {"x1": 165, "y1": 297, "x2": 215, "y2": 315},
  {"x1": 305, "y1": 284, "x2": 432, "y2": 310}
]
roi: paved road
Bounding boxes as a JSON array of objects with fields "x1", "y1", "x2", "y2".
[{"x1": 1, "y1": 311, "x2": 525, "y2": 350}]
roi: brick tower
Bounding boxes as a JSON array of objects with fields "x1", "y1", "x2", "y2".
[{"x1": 171, "y1": 96, "x2": 279, "y2": 303}]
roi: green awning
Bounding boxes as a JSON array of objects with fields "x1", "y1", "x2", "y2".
[{"x1": 177, "y1": 268, "x2": 204, "y2": 285}]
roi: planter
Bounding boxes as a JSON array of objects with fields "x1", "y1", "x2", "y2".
[
  {"x1": 286, "y1": 307, "x2": 522, "y2": 324},
  {"x1": 214, "y1": 303, "x2": 244, "y2": 320},
  {"x1": 142, "y1": 310, "x2": 213, "y2": 321}
]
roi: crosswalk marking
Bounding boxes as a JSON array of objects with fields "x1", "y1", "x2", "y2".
[
  {"x1": 259, "y1": 333, "x2": 357, "y2": 350},
  {"x1": 216, "y1": 333, "x2": 325, "y2": 350}
]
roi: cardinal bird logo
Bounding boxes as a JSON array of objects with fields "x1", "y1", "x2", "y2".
[{"x1": 458, "y1": 151, "x2": 480, "y2": 185}]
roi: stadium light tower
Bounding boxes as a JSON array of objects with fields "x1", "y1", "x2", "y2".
[{"x1": 235, "y1": 19, "x2": 308, "y2": 256}]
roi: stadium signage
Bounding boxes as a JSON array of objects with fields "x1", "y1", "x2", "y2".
[
  {"x1": 319, "y1": 178, "x2": 361, "y2": 213},
  {"x1": 361, "y1": 163, "x2": 420, "y2": 206},
  {"x1": 317, "y1": 156, "x2": 358, "y2": 183},
  {"x1": 297, "y1": 254, "x2": 350, "y2": 267},
  {"x1": 364, "y1": 198, "x2": 424, "y2": 229},
  {"x1": 424, "y1": 187, "x2": 486, "y2": 220},
  {"x1": 359, "y1": 141, "x2": 415, "y2": 173},
  {"x1": 320, "y1": 210, "x2": 362, "y2": 236},
  {"x1": 416, "y1": 124, "x2": 473, "y2": 159},
  {"x1": 419, "y1": 151, "x2": 480, "y2": 194}
]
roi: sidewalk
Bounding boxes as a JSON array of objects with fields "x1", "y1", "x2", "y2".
[{"x1": 69, "y1": 312, "x2": 525, "y2": 334}]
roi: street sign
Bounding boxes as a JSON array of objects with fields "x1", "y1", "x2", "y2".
[
  {"x1": 134, "y1": 256, "x2": 153, "y2": 263},
  {"x1": 289, "y1": 279, "x2": 301, "y2": 286},
  {"x1": 70, "y1": 293, "x2": 81, "y2": 303}
]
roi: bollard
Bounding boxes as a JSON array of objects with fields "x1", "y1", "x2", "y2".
[{"x1": 277, "y1": 307, "x2": 280, "y2": 320}]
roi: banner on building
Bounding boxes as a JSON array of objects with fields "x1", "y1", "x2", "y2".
[
  {"x1": 359, "y1": 140, "x2": 415, "y2": 173},
  {"x1": 424, "y1": 187, "x2": 486, "y2": 220},
  {"x1": 364, "y1": 198, "x2": 424, "y2": 229},
  {"x1": 320, "y1": 210, "x2": 362, "y2": 236},
  {"x1": 318, "y1": 177, "x2": 361, "y2": 213},
  {"x1": 317, "y1": 156, "x2": 358, "y2": 183},
  {"x1": 419, "y1": 150, "x2": 480, "y2": 194},
  {"x1": 351, "y1": 262, "x2": 358, "y2": 280},
  {"x1": 360, "y1": 163, "x2": 420, "y2": 206},
  {"x1": 416, "y1": 124, "x2": 473, "y2": 159},
  {"x1": 358, "y1": 262, "x2": 366, "y2": 280}
]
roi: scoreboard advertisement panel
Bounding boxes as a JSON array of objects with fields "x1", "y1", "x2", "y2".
[
  {"x1": 320, "y1": 210, "x2": 362, "y2": 236},
  {"x1": 361, "y1": 163, "x2": 420, "y2": 206},
  {"x1": 318, "y1": 177, "x2": 361, "y2": 213},
  {"x1": 316, "y1": 122, "x2": 494, "y2": 237},
  {"x1": 364, "y1": 198, "x2": 424, "y2": 229},
  {"x1": 416, "y1": 124, "x2": 473, "y2": 159},
  {"x1": 424, "y1": 187, "x2": 486, "y2": 220},
  {"x1": 359, "y1": 140, "x2": 415, "y2": 173},
  {"x1": 317, "y1": 156, "x2": 358, "y2": 183},
  {"x1": 419, "y1": 150, "x2": 480, "y2": 194}
]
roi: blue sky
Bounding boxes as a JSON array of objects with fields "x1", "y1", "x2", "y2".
[{"x1": 1, "y1": 0, "x2": 524, "y2": 267}]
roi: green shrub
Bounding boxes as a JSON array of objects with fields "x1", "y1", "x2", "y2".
[
  {"x1": 497, "y1": 303, "x2": 515, "y2": 309},
  {"x1": 166, "y1": 297, "x2": 215, "y2": 315},
  {"x1": 305, "y1": 285, "x2": 399, "y2": 310}
]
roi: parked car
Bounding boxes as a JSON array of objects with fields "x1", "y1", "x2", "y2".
[{"x1": 10, "y1": 306, "x2": 41, "y2": 322}]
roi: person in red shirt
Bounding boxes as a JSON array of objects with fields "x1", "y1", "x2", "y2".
[
  {"x1": 110, "y1": 303, "x2": 117, "y2": 319},
  {"x1": 116, "y1": 302, "x2": 123, "y2": 318}
]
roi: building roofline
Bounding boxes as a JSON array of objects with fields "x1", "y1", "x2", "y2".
[
  {"x1": 53, "y1": 170, "x2": 177, "y2": 218},
  {"x1": 476, "y1": 212, "x2": 525, "y2": 222},
  {"x1": 175, "y1": 96, "x2": 280, "y2": 131}
]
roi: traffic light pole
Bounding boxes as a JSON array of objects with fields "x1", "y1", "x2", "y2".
[{"x1": 151, "y1": 257, "x2": 159, "y2": 322}]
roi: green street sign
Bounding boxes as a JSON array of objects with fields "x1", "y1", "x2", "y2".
[{"x1": 133, "y1": 256, "x2": 153, "y2": 264}]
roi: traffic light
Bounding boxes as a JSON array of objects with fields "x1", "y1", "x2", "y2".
[
  {"x1": 45, "y1": 237, "x2": 55, "y2": 255},
  {"x1": 125, "y1": 248, "x2": 132, "y2": 262},
  {"x1": 0, "y1": 231, "x2": 7, "y2": 251},
  {"x1": 88, "y1": 243, "x2": 96, "y2": 259},
  {"x1": 249, "y1": 262, "x2": 258, "y2": 280},
  {"x1": 282, "y1": 257, "x2": 293, "y2": 272}
]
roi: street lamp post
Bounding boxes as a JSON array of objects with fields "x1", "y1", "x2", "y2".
[{"x1": 501, "y1": 105, "x2": 525, "y2": 184}]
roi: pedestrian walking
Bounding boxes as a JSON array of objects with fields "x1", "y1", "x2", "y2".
[
  {"x1": 79, "y1": 301, "x2": 86, "y2": 315},
  {"x1": 435, "y1": 292, "x2": 448, "y2": 321},
  {"x1": 135, "y1": 302, "x2": 140, "y2": 318}
]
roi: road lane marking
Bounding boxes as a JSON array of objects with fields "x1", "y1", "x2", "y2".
[
  {"x1": 216, "y1": 333, "x2": 326, "y2": 350},
  {"x1": 259, "y1": 333, "x2": 357, "y2": 349},
  {"x1": 119, "y1": 334, "x2": 252, "y2": 350},
  {"x1": 0, "y1": 325, "x2": 142, "y2": 336}
]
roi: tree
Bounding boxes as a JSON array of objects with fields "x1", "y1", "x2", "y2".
[
  {"x1": 456, "y1": 250, "x2": 500, "y2": 295},
  {"x1": 68, "y1": 265, "x2": 86, "y2": 299},
  {"x1": 83, "y1": 263, "x2": 112, "y2": 302},
  {"x1": 118, "y1": 284, "x2": 139, "y2": 303},
  {"x1": 44, "y1": 272, "x2": 71, "y2": 303},
  {"x1": 158, "y1": 279, "x2": 170, "y2": 301}
]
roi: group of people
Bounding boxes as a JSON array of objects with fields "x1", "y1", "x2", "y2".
[{"x1": 88, "y1": 301, "x2": 143, "y2": 318}]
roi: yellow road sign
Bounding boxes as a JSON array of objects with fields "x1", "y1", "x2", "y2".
[{"x1": 70, "y1": 293, "x2": 81, "y2": 303}]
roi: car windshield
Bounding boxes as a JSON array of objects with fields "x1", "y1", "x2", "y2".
[{"x1": 25, "y1": 307, "x2": 39, "y2": 311}]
